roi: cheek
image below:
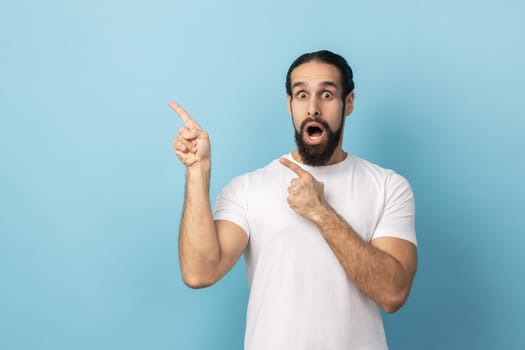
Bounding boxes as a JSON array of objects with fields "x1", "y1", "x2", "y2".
[
  {"x1": 291, "y1": 100, "x2": 307, "y2": 114},
  {"x1": 292, "y1": 117, "x2": 304, "y2": 132},
  {"x1": 324, "y1": 105, "x2": 344, "y2": 130},
  {"x1": 290, "y1": 101, "x2": 307, "y2": 127}
]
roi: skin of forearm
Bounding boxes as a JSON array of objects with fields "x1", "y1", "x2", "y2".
[
  {"x1": 308, "y1": 204, "x2": 411, "y2": 313},
  {"x1": 178, "y1": 164, "x2": 220, "y2": 288}
]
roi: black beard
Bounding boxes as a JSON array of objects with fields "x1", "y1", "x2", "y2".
[{"x1": 294, "y1": 116, "x2": 343, "y2": 166}]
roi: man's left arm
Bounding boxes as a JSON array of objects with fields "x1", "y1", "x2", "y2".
[{"x1": 280, "y1": 158, "x2": 417, "y2": 313}]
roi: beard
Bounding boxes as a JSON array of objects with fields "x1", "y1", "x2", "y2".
[{"x1": 293, "y1": 115, "x2": 344, "y2": 166}]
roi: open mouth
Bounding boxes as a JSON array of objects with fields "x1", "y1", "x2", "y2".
[{"x1": 304, "y1": 121, "x2": 326, "y2": 145}]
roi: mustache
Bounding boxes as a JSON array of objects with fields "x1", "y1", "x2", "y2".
[{"x1": 299, "y1": 117, "x2": 331, "y2": 133}]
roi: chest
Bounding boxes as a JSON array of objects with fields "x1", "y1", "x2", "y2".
[{"x1": 245, "y1": 173, "x2": 385, "y2": 250}]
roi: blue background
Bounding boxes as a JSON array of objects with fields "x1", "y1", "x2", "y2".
[{"x1": 1, "y1": 0, "x2": 524, "y2": 349}]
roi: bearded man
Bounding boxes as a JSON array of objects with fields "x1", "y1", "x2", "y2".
[{"x1": 172, "y1": 50, "x2": 418, "y2": 350}]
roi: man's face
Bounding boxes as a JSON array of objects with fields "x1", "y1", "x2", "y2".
[{"x1": 287, "y1": 61, "x2": 354, "y2": 166}]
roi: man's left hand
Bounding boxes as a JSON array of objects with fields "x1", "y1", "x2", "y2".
[{"x1": 280, "y1": 158, "x2": 327, "y2": 219}]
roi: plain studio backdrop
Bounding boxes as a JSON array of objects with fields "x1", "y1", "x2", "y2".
[{"x1": 1, "y1": 0, "x2": 524, "y2": 349}]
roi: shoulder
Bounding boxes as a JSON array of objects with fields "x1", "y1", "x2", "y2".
[
  {"x1": 350, "y1": 154, "x2": 392, "y2": 177},
  {"x1": 222, "y1": 156, "x2": 285, "y2": 190},
  {"x1": 348, "y1": 154, "x2": 413, "y2": 199}
]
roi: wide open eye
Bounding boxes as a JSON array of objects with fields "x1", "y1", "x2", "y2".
[
  {"x1": 322, "y1": 91, "x2": 333, "y2": 99},
  {"x1": 297, "y1": 92, "x2": 307, "y2": 99}
]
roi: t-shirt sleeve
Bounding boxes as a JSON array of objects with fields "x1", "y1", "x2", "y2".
[
  {"x1": 213, "y1": 176, "x2": 250, "y2": 237},
  {"x1": 372, "y1": 173, "x2": 417, "y2": 246}
]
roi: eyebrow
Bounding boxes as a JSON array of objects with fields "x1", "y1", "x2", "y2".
[{"x1": 292, "y1": 81, "x2": 338, "y2": 90}]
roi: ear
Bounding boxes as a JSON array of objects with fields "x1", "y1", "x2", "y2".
[
  {"x1": 286, "y1": 95, "x2": 292, "y2": 116},
  {"x1": 344, "y1": 91, "x2": 355, "y2": 117}
]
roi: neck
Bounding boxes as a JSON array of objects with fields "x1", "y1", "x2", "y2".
[{"x1": 291, "y1": 147, "x2": 347, "y2": 166}]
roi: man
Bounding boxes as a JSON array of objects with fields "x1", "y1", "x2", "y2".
[{"x1": 171, "y1": 50, "x2": 417, "y2": 350}]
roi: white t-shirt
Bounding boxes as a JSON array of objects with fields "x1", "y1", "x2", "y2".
[{"x1": 214, "y1": 153, "x2": 417, "y2": 350}]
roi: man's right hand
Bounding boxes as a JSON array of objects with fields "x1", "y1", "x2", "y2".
[{"x1": 170, "y1": 101, "x2": 211, "y2": 169}]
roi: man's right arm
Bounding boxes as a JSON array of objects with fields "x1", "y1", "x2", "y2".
[{"x1": 170, "y1": 101, "x2": 248, "y2": 289}]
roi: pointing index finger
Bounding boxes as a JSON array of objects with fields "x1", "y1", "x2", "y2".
[
  {"x1": 168, "y1": 101, "x2": 202, "y2": 129},
  {"x1": 279, "y1": 157, "x2": 310, "y2": 178}
]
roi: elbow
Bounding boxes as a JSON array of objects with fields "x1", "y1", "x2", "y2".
[
  {"x1": 380, "y1": 288, "x2": 410, "y2": 314},
  {"x1": 381, "y1": 301, "x2": 404, "y2": 314},
  {"x1": 181, "y1": 271, "x2": 217, "y2": 289}
]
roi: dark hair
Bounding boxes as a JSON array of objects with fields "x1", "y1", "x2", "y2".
[{"x1": 285, "y1": 50, "x2": 355, "y2": 100}]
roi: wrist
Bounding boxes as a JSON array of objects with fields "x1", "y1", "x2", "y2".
[
  {"x1": 186, "y1": 161, "x2": 211, "y2": 181},
  {"x1": 308, "y1": 201, "x2": 335, "y2": 227},
  {"x1": 187, "y1": 159, "x2": 210, "y2": 172}
]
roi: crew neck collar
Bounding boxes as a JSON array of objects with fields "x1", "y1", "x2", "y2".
[{"x1": 282, "y1": 152, "x2": 352, "y2": 174}]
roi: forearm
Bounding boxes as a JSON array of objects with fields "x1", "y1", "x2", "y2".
[
  {"x1": 279, "y1": 157, "x2": 414, "y2": 312},
  {"x1": 310, "y1": 205, "x2": 411, "y2": 313},
  {"x1": 179, "y1": 164, "x2": 220, "y2": 288}
]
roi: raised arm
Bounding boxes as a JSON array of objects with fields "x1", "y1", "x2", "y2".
[
  {"x1": 171, "y1": 101, "x2": 248, "y2": 289},
  {"x1": 279, "y1": 158, "x2": 417, "y2": 313}
]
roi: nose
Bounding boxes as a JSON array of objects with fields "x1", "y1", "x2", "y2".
[{"x1": 307, "y1": 98, "x2": 320, "y2": 117}]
